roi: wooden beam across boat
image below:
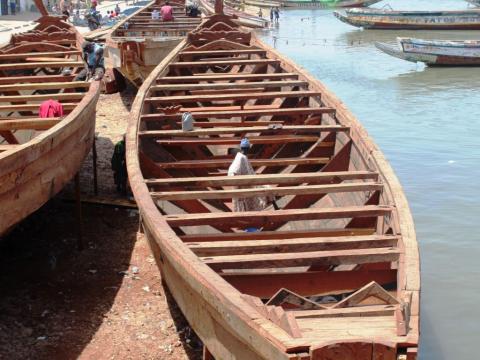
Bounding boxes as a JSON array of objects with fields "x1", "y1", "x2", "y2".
[
  {"x1": 0, "y1": 60, "x2": 84, "y2": 70},
  {"x1": 145, "y1": 170, "x2": 379, "y2": 187},
  {"x1": 0, "y1": 118, "x2": 61, "y2": 131},
  {"x1": 146, "y1": 90, "x2": 321, "y2": 104},
  {"x1": 156, "y1": 73, "x2": 299, "y2": 83},
  {"x1": 150, "y1": 80, "x2": 309, "y2": 91},
  {"x1": 0, "y1": 82, "x2": 89, "y2": 92},
  {"x1": 154, "y1": 156, "x2": 331, "y2": 169},
  {"x1": 165, "y1": 205, "x2": 393, "y2": 227},
  {"x1": 140, "y1": 107, "x2": 336, "y2": 121},
  {"x1": 0, "y1": 50, "x2": 81, "y2": 60},
  {"x1": 0, "y1": 93, "x2": 85, "y2": 103},
  {"x1": 151, "y1": 182, "x2": 383, "y2": 201},
  {"x1": 0, "y1": 75, "x2": 75, "y2": 85}
]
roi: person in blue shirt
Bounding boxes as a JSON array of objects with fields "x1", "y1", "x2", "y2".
[{"x1": 75, "y1": 41, "x2": 105, "y2": 81}]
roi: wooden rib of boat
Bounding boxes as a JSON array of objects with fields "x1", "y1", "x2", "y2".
[
  {"x1": 0, "y1": 14, "x2": 100, "y2": 236},
  {"x1": 127, "y1": 4, "x2": 419, "y2": 359},
  {"x1": 334, "y1": 8, "x2": 480, "y2": 29},
  {"x1": 376, "y1": 37, "x2": 480, "y2": 66},
  {"x1": 105, "y1": 0, "x2": 202, "y2": 86},
  {"x1": 282, "y1": 0, "x2": 381, "y2": 9},
  {"x1": 199, "y1": 0, "x2": 269, "y2": 28}
]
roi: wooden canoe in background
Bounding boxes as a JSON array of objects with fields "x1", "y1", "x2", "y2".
[
  {"x1": 127, "y1": 8, "x2": 420, "y2": 360},
  {"x1": 334, "y1": 8, "x2": 480, "y2": 29},
  {"x1": 0, "y1": 15, "x2": 100, "y2": 236},
  {"x1": 105, "y1": 0, "x2": 202, "y2": 86},
  {"x1": 281, "y1": 0, "x2": 381, "y2": 9},
  {"x1": 376, "y1": 37, "x2": 480, "y2": 66},
  {"x1": 199, "y1": 0, "x2": 269, "y2": 28}
]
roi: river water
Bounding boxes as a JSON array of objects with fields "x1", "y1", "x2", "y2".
[{"x1": 257, "y1": 1, "x2": 480, "y2": 358}]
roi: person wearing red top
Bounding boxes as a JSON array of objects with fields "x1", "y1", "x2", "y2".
[{"x1": 160, "y1": 1, "x2": 173, "y2": 21}]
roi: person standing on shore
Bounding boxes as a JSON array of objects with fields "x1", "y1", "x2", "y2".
[
  {"x1": 270, "y1": 7, "x2": 274, "y2": 23},
  {"x1": 9, "y1": 0, "x2": 16, "y2": 15},
  {"x1": 274, "y1": 6, "x2": 280, "y2": 23}
]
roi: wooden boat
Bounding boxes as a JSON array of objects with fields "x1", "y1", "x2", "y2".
[
  {"x1": 334, "y1": 8, "x2": 480, "y2": 29},
  {"x1": 0, "y1": 12, "x2": 100, "y2": 236},
  {"x1": 282, "y1": 0, "x2": 381, "y2": 9},
  {"x1": 105, "y1": 0, "x2": 202, "y2": 86},
  {"x1": 376, "y1": 37, "x2": 480, "y2": 66},
  {"x1": 127, "y1": 4, "x2": 420, "y2": 359},
  {"x1": 199, "y1": 0, "x2": 269, "y2": 28}
]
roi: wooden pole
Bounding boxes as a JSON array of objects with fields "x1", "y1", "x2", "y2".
[
  {"x1": 92, "y1": 137, "x2": 98, "y2": 196},
  {"x1": 214, "y1": 0, "x2": 223, "y2": 14},
  {"x1": 74, "y1": 173, "x2": 84, "y2": 251},
  {"x1": 33, "y1": 0, "x2": 49, "y2": 16}
]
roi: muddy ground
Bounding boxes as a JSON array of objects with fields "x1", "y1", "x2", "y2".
[{"x1": 0, "y1": 86, "x2": 202, "y2": 360}]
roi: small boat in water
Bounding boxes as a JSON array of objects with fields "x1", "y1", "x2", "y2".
[
  {"x1": 127, "y1": 2, "x2": 420, "y2": 359},
  {"x1": 282, "y1": 0, "x2": 381, "y2": 8},
  {"x1": 105, "y1": 0, "x2": 202, "y2": 86},
  {"x1": 199, "y1": 0, "x2": 269, "y2": 27},
  {"x1": 334, "y1": 8, "x2": 480, "y2": 29},
  {"x1": 376, "y1": 37, "x2": 480, "y2": 66},
  {"x1": 0, "y1": 11, "x2": 100, "y2": 235}
]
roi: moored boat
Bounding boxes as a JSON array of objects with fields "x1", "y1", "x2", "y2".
[
  {"x1": 127, "y1": 2, "x2": 420, "y2": 359},
  {"x1": 334, "y1": 8, "x2": 480, "y2": 29},
  {"x1": 105, "y1": 0, "x2": 202, "y2": 86},
  {"x1": 282, "y1": 0, "x2": 381, "y2": 9},
  {"x1": 199, "y1": 0, "x2": 269, "y2": 28},
  {"x1": 376, "y1": 37, "x2": 480, "y2": 66},
  {"x1": 0, "y1": 13, "x2": 100, "y2": 236}
]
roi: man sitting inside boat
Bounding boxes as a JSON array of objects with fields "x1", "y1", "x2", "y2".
[
  {"x1": 151, "y1": 8, "x2": 160, "y2": 19},
  {"x1": 160, "y1": 1, "x2": 174, "y2": 21},
  {"x1": 227, "y1": 138, "x2": 268, "y2": 212},
  {"x1": 76, "y1": 41, "x2": 105, "y2": 81}
]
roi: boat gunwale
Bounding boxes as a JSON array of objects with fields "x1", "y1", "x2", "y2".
[{"x1": 127, "y1": 21, "x2": 419, "y2": 358}]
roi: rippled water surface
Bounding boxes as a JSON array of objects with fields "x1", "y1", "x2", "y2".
[{"x1": 257, "y1": 1, "x2": 480, "y2": 358}]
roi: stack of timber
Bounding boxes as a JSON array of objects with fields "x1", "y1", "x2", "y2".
[
  {"x1": 281, "y1": 0, "x2": 381, "y2": 9},
  {"x1": 376, "y1": 37, "x2": 480, "y2": 66},
  {"x1": 199, "y1": 0, "x2": 269, "y2": 28},
  {"x1": 0, "y1": 14, "x2": 100, "y2": 236},
  {"x1": 127, "y1": 3, "x2": 420, "y2": 359},
  {"x1": 105, "y1": 0, "x2": 202, "y2": 86},
  {"x1": 334, "y1": 8, "x2": 480, "y2": 29}
]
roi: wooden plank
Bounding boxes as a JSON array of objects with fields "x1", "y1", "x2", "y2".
[
  {"x1": 165, "y1": 205, "x2": 393, "y2": 227},
  {"x1": 151, "y1": 182, "x2": 383, "y2": 201},
  {"x1": 180, "y1": 49, "x2": 267, "y2": 57},
  {"x1": 156, "y1": 157, "x2": 331, "y2": 169},
  {"x1": 0, "y1": 75, "x2": 75, "y2": 85},
  {"x1": 267, "y1": 288, "x2": 327, "y2": 310},
  {"x1": 180, "y1": 227, "x2": 376, "y2": 243},
  {"x1": 0, "y1": 50, "x2": 81, "y2": 60},
  {"x1": 0, "y1": 118, "x2": 61, "y2": 131},
  {"x1": 140, "y1": 107, "x2": 336, "y2": 121},
  {"x1": 0, "y1": 93, "x2": 84, "y2": 103},
  {"x1": 333, "y1": 281, "x2": 399, "y2": 309},
  {"x1": 146, "y1": 90, "x2": 321, "y2": 104},
  {"x1": 0, "y1": 61, "x2": 84, "y2": 70},
  {"x1": 186, "y1": 234, "x2": 398, "y2": 256},
  {"x1": 140, "y1": 125, "x2": 346, "y2": 137},
  {"x1": 169, "y1": 59, "x2": 279, "y2": 67},
  {"x1": 156, "y1": 73, "x2": 299, "y2": 83},
  {"x1": 145, "y1": 170, "x2": 379, "y2": 187},
  {"x1": 292, "y1": 304, "x2": 396, "y2": 319},
  {"x1": 155, "y1": 135, "x2": 320, "y2": 146},
  {"x1": 150, "y1": 80, "x2": 308, "y2": 91},
  {"x1": 222, "y1": 269, "x2": 397, "y2": 298},
  {"x1": 0, "y1": 103, "x2": 78, "y2": 112},
  {"x1": 201, "y1": 247, "x2": 400, "y2": 271},
  {"x1": 0, "y1": 82, "x2": 89, "y2": 92}
]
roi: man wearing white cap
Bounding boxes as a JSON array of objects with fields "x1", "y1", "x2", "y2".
[{"x1": 227, "y1": 138, "x2": 267, "y2": 212}]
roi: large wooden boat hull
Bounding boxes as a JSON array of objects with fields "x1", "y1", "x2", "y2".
[
  {"x1": 128, "y1": 12, "x2": 419, "y2": 360},
  {"x1": 0, "y1": 16, "x2": 100, "y2": 236},
  {"x1": 282, "y1": 0, "x2": 381, "y2": 9},
  {"x1": 335, "y1": 8, "x2": 480, "y2": 29},
  {"x1": 199, "y1": 0, "x2": 269, "y2": 28},
  {"x1": 376, "y1": 37, "x2": 480, "y2": 66},
  {"x1": 105, "y1": 0, "x2": 202, "y2": 86}
]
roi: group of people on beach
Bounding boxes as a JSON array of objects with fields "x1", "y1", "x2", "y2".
[{"x1": 258, "y1": 6, "x2": 280, "y2": 24}]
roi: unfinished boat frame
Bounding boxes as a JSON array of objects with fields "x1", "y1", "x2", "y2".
[
  {"x1": 0, "y1": 14, "x2": 100, "y2": 235},
  {"x1": 376, "y1": 37, "x2": 480, "y2": 66},
  {"x1": 334, "y1": 8, "x2": 480, "y2": 30},
  {"x1": 128, "y1": 4, "x2": 419, "y2": 359},
  {"x1": 105, "y1": 0, "x2": 202, "y2": 86}
]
